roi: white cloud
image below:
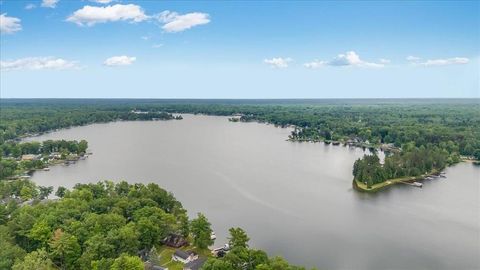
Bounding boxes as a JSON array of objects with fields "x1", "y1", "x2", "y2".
[
  {"x1": 25, "y1": 4, "x2": 36, "y2": 10},
  {"x1": 328, "y1": 51, "x2": 384, "y2": 68},
  {"x1": 304, "y1": 51, "x2": 386, "y2": 69},
  {"x1": 66, "y1": 6, "x2": 210, "y2": 32},
  {"x1": 103, "y1": 55, "x2": 136, "y2": 66},
  {"x1": 1, "y1": 57, "x2": 78, "y2": 71},
  {"x1": 407, "y1": 56, "x2": 469, "y2": 66},
  {"x1": 264, "y1": 57, "x2": 292, "y2": 68},
  {"x1": 304, "y1": 60, "x2": 326, "y2": 69},
  {"x1": 0, "y1": 14, "x2": 22, "y2": 34},
  {"x1": 90, "y1": 0, "x2": 115, "y2": 3},
  {"x1": 422, "y1": 57, "x2": 469, "y2": 66},
  {"x1": 152, "y1": 44, "x2": 163, "y2": 48},
  {"x1": 41, "y1": 0, "x2": 59, "y2": 8},
  {"x1": 157, "y1": 11, "x2": 210, "y2": 33},
  {"x1": 67, "y1": 4, "x2": 149, "y2": 26}
]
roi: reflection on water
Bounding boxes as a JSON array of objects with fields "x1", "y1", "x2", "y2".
[{"x1": 28, "y1": 115, "x2": 480, "y2": 270}]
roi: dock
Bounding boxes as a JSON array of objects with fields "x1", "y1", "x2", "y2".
[{"x1": 400, "y1": 181, "x2": 423, "y2": 188}]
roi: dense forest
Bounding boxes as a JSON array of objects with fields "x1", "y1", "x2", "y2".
[
  {"x1": 0, "y1": 101, "x2": 180, "y2": 142},
  {"x1": 352, "y1": 145, "x2": 450, "y2": 187},
  {"x1": 0, "y1": 180, "x2": 309, "y2": 270}
]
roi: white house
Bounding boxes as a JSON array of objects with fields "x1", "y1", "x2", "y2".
[{"x1": 172, "y1": 250, "x2": 198, "y2": 264}]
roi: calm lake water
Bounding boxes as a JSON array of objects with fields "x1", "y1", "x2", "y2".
[{"x1": 28, "y1": 115, "x2": 480, "y2": 270}]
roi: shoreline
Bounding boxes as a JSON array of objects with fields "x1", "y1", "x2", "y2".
[
  {"x1": 353, "y1": 169, "x2": 445, "y2": 192},
  {"x1": 5, "y1": 153, "x2": 90, "y2": 181}
]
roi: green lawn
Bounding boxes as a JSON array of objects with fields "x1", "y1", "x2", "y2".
[
  {"x1": 156, "y1": 245, "x2": 212, "y2": 270},
  {"x1": 354, "y1": 168, "x2": 441, "y2": 192},
  {"x1": 355, "y1": 176, "x2": 416, "y2": 192}
]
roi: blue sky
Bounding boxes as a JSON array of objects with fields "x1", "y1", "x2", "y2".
[{"x1": 0, "y1": 0, "x2": 478, "y2": 98}]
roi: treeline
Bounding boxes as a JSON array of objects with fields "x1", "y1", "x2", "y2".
[
  {"x1": 2, "y1": 99, "x2": 478, "y2": 158},
  {"x1": 0, "y1": 140, "x2": 89, "y2": 179},
  {"x1": 1, "y1": 140, "x2": 88, "y2": 157},
  {"x1": 0, "y1": 102, "x2": 179, "y2": 143},
  {"x1": 353, "y1": 145, "x2": 452, "y2": 186},
  {"x1": 0, "y1": 180, "x2": 305, "y2": 270}
]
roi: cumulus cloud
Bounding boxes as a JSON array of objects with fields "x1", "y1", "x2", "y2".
[
  {"x1": 328, "y1": 51, "x2": 384, "y2": 68},
  {"x1": 0, "y1": 14, "x2": 22, "y2": 34},
  {"x1": 66, "y1": 5, "x2": 210, "y2": 32},
  {"x1": 1, "y1": 57, "x2": 78, "y2": 71},
  {"x1": 103, "y1": 55, "x2": 136, "y2": 66},
  {"x1": 152, "y1": 43, "x2": 163, "y2": 48},
  {"x1": 41, "y1": 0, "x2": 59, "y2": 8},
  {"x1": 156, "y1": 11, "x2": 210, "y2": 33},
  {"x1": 67, "y1": 4, "x2": 149, "y2": 26},
  {"x1": 304, "y1": 60, "x2": 326, "y2": 69},
  {"x1": 407, "y1": 56, "x2": 469, "y2": 66},
  {"x1": 264, "y1": 57, "x2": 292, "y2": 68},
  {"x1": 379, "y1": 58, "x2": 391, "y2": 64},
  {"x1": 304, "y1": 51, "x2": 386, "y2": 69}
]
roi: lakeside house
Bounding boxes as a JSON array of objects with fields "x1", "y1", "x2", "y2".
[
  {"x1": 162, "y1": 234, "x2": 188, "y2": 248},
  {"x1": 131, "y1": 109, "x2": 150, "y2": 114},
  {"x1": 21, "y1": 154, "x2": 38, "y2": 161},
  {"x1": 49, "y1": 152, "x2": 62, "y2": 159},
  {"x1": 172, "y1": 250, "x2": 198, "y2": 264}
]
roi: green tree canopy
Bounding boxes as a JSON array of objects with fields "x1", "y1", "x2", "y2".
[{"x1": 190, "y1": 213, "x2": 214, "y2": 249}]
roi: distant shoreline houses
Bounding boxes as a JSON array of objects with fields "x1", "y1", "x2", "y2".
[{"x1": 131, "y1": 109, "x2": 150, "y2": 114}]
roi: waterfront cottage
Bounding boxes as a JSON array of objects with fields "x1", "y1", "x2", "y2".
[
  {"x1": 21, "y1": 154, "x2": 37, "y2": 161},
  {"x1": 163, "y1": 233, "x2": 188, "y2": 248}
]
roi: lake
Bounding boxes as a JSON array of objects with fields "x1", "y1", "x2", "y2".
[{"x1": 28, "y1": 114, "x2": 480, "y2": 270}]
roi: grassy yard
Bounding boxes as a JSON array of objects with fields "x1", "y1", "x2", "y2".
[
  {"x1": 156, "y1": 245, "x2": 212, "y2": 270},
  {"x1": 354, "y1": 176, "x2": 416, "y2": 192},
  {"x1": 354, "y1": 168, "x2": 441, "y2": 192}
]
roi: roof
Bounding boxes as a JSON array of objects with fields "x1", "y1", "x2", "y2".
[
  {"x1": 163, "y1": 234, "x2": 188, "y2": 248},
  {"x1": 184, "y1": 258, "x2": 207, "y2": 270},
  {"x1": 174, "y1": 250, "x2": 191, "y2": 260},
  {"x1": 21, "y1": 154, "x2": 37, "y2": 160},
  {"x1": 144, "y1": 262, "x2": 167, "y2": 270}
]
